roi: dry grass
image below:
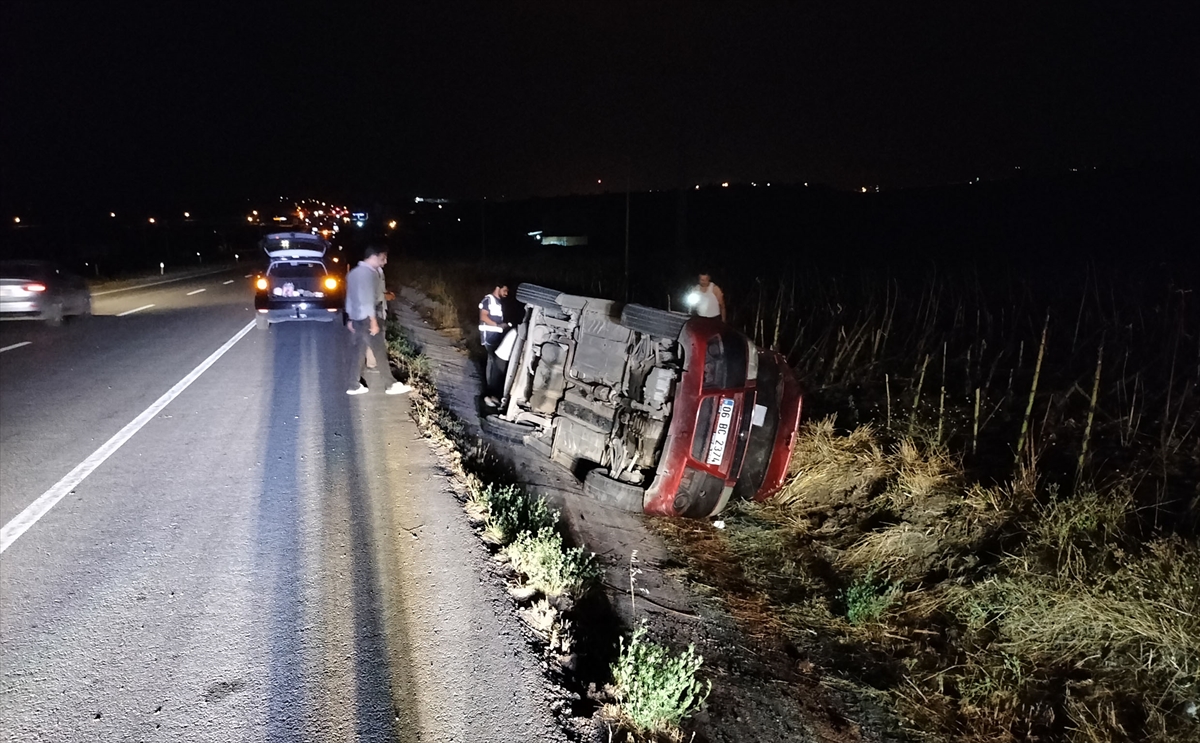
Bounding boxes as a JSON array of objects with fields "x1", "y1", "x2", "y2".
[
  {"x1": 661, "y1": 416, "x2": 1200, "y2": 742},
  {"x1": 775, "y1": 417, "x2": 890, "y2": 509}
]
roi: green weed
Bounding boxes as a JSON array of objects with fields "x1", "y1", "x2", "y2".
[
  {"x1": 609, "y1": 623, "x2": 710, "y2": 739},
  {"x1": 504, "y1": 529, "x2": 602, "y2": 600},
  {"x1": 842, "y1": 567, "x2": 902, "y2": 625},
  {"x1": 477, "y1": 483, "x2": 557, "y2": 546}
]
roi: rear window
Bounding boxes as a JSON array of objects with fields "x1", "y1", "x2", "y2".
[
  {"x1": 702, "y1": 332, "x2": 748, "y2": 390},
  {"x1": 268, "y1": 262, "x2": 326, "y2": 278},
  {"x1": 0, "y1": 262, "x2": 50, "y2": 279},
  {"x1": 690, "y1": 398, "x2": 717, "y2": 461}
]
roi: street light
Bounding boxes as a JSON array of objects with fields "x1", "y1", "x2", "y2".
[
  {"x1": 183, "y1": 211, "x2": 190, "y2": 218},
  {"x1": 13, "y1": 217, "x2": 19, "y2": 224},
  {"x1": 148, "y1": 217, "x2": 156, "y2": 224},
  {"x1": 110, "y1": 212, "x2": 116, "y2": 218}
]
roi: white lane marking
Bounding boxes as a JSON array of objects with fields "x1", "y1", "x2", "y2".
[
  {"x1": 186, "y1": 288, "x2": 207, "y2": 296},
  {"x1": 117, "y1": 304, "x2": 155, "y2": 317},
  {"x1": 222, "y1": 280, "x2": 235, "y2": 285},
  {"x1": 90, "y1": 268, "x2": 232, "y2": 296},
  {"x1": 0, "y1": 341, "x2": 32, "y2": 353},
  {"x1": 0, "y1": 319, "x2": 257, "y2": 554},
  {"x1": 244, "y1": 274, "x2": 253, "y2": 278}
]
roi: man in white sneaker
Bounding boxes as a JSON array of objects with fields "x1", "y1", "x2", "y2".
[{"x1": 346, "y1": 245, "x2": 411, "y2": 396}]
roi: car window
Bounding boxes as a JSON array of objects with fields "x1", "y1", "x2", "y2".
[
  {"x1": 690, "y1": 397, "x2": 717, "y2": 461},
  {"x1": 267, "y1": 262, "x2": 326, "y2": 278},
  {"x1": 0, "y1": 262, "x2": 50, "y2": 279},
  {"x1": 702, "y1": 332, "x2": 748, "y2": 390}
]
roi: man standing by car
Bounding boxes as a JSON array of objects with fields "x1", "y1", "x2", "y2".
[
  {"x1": 346, "y1": 245, "x2": 411, "y2": 396},
  {"x1": 478, "y1": 282, "x2": 510, "y2": 407},
  {"x1": 364, "y1": 250, "x2": 394, "y2": 371},
  {"x1": 686, "y1": 270, "x2": 726, "y2": 322}
]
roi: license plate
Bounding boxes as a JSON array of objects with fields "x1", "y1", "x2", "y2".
[{"x1": 705, "y1": 398, "x2": 736, "y2": 466}]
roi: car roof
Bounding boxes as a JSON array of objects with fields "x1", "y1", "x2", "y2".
[
  {"x1": 0, "y1": 260, "x2": 53, "y2": 277},
  {"x1": 260, "y1": 231, "x2": 329, "y2": 259}
]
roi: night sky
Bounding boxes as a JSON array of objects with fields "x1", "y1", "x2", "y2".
[{"x1": 3, "y1": 1, "x2": 1197, "y2": 210}]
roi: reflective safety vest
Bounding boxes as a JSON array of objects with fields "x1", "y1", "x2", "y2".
[{"x1": 479, "y1": 292, "x2": 504, "y2": 334}]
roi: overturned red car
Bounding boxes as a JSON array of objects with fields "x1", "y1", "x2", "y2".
[{"x1": 484, "y1": 285, "x2": 802, "y2": 518}]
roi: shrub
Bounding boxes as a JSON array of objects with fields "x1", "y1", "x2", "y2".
[
  {"x1": 505, "y1": 529, "x2": 602, "y2": 600},
  {"x1": 479, "y1": 483, "x2": 557, "y2": 545},
  {"x1": 842, "y1": 567, "x2": 901, "y2": 625},
  {"x1": 385, "y1": 321, "x2": 431, "y2": 381},
  {"x1": 610, "y1": 623, "x2": 710, "y2": 738}
]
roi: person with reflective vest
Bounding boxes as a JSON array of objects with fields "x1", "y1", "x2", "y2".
[{"x1": 478, "y1": 283, "x2": 510, "y2": 406}]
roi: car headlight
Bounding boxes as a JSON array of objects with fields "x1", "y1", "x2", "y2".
[
  {"x1": 323, "y1": 277, "x2": 338, "y2": 290},
  {"x1": 255, "y1": 278, "x2": 268, "y2": 290}
]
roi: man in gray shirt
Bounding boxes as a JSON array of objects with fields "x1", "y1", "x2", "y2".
[{"x1": 345, "y1": 245, "x2": 411, "y2": 395}]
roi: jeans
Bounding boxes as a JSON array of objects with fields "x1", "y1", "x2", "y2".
[
  {"x1": 347, "y1": 319, "x2": 401, "y2": 390},
  {"x1": 483, "y1": 343, "x2": 507, "y2": 398}
]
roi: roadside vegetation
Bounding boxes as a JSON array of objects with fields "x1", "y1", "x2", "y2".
[{"x1": 657, "y1": 268, "x2": 1199, "y2": 743}]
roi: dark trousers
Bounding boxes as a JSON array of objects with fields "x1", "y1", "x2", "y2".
[
  {"x1": 347, "y1": 319, "x2": 401, "y2": 389},
  {"x1": 483, "y1": 342, "x2": 507, "y2": 398}
]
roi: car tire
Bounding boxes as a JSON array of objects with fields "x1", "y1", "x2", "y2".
[
  {"x1": 582, "y1": 468, "x2": 646, "y2": 512},
  {"x1": 256, "y1": 313, "x2": 270, "y2": 330},
  {"x1": 479, "y1": 414, "x2": 537, "y2": 445},
  {"x1": 620, "y1": 304, "x2": 690, "y2": 340},
  {"x1": 515, "y1": 283, "x2": 563, "y2": 310},
  {"x1": 43, "y1": 302, "x2": 64, "y2": 328}
]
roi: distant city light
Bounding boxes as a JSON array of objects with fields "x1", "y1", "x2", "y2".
[
  {"x1": 183, "y1": 211, "x2": 190, "y2": 218},
  {"x1": 13, "y1": 217, "x2": 19, "y2": 224},
  {"x1": 388, "y1": 220, "x2": 397, "y2": 229},
  {"x1": 861, "y1": 187, "x2": 868, "y2": 193},
  {"x1": 252, "y1": 210, "x2": 258, "y2": 216},
  {"x1": 110, "y1": 212, "x2": 116, "y2": 217},
  {"x1": 597, "y1": 179, "x2": 602, "y2": 184},
  {"x1": 721, "y1": 182, "x2": 729, "y2": 188},
  {"x1": 148, "y1": 217, "x2": 156, "y2": 224}
]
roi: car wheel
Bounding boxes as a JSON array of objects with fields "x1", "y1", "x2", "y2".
[
  {"x1": 479, "y1": 413, "x2": 537, "y2": 445},
  {"x1": 256, "y1": 313, "x2": 270, "y2": 330},
  {"x1": 620, "y1": 304, "x2": 690, "y2": 340},
  {"x1": 582, "y1": 468, "x2": 646, "y2": 512},
  {"x1": 43, "y1": 302, "x2": 64, "y2": 327},
  {"x1": 515, "y1": 283, "x2": 563, "y2": 310}
]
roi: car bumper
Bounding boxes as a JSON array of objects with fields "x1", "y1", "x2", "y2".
[
  {"x1": 0, "y1": 299, "x2": 46, "y2": 319},
  {"x1": 256, "y1": 300, "x2": 342, "y2": 323}
]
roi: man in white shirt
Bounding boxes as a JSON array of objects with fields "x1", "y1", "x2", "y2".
[
  {"x1": 345, "y1": 246, "x2": 411, "y2": 396},
  {"x1": 686, "y1": 271, "x2": 726, "y2": 321}
]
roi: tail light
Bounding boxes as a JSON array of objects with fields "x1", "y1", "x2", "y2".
[
  {"x1": 323, "y1": 277, "x2": 338, "y2": 290},
  {"x1": 255, "y1": 277, "x2": 268, "y2": 290},
  {"x1": 23, "y1": 283, "x2": 47, "y2": 292}
]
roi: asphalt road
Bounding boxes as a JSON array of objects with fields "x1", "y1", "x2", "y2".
[{"x1": 0, "y1": 270, "x2": 566, "y2": 742}]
